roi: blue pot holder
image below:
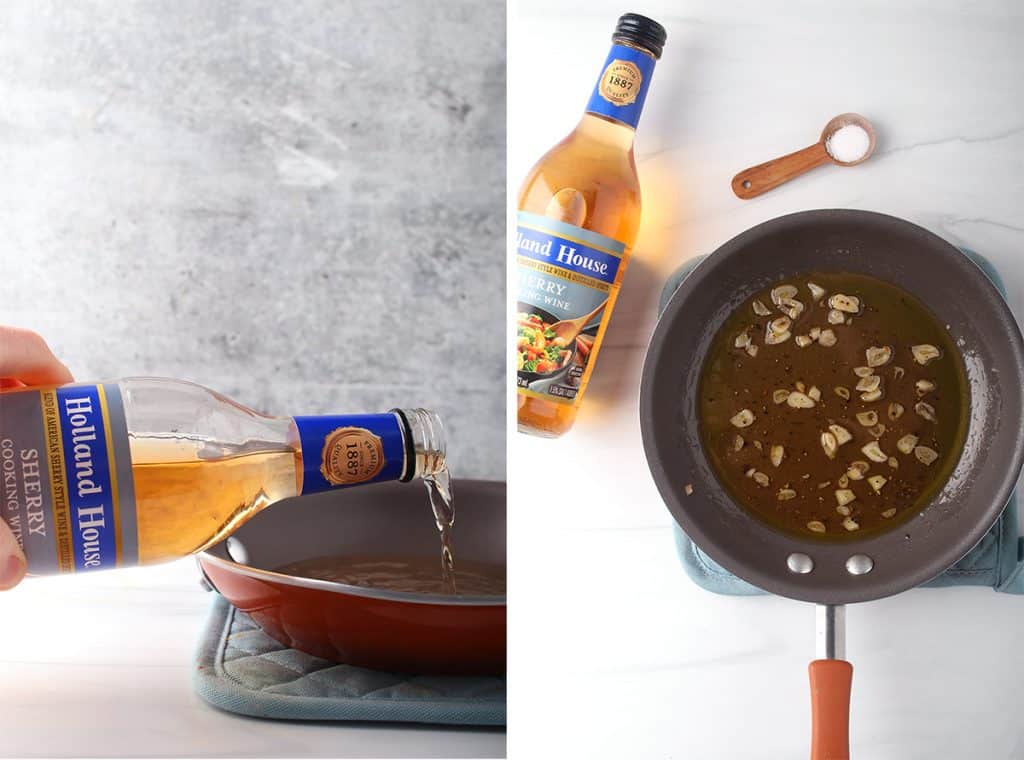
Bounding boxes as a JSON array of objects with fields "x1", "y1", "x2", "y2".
[{"x1": 658, "y1": 248, "x2": 1024, "y2": 595}]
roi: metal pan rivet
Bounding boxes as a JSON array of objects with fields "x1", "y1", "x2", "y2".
[
  {"x1": 845, "y1": 554, "x2": 874, "y2": 575},
  {"x1": 786, "y1": 553, "x2": 814, "y2": 574},
  {"x1": 226, "y1": 536, "x2": 250, "y2": 566}
]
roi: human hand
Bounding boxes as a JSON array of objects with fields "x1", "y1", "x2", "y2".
[{"x1": 0, "y1": 327, "x2": 73, "y2": 589}]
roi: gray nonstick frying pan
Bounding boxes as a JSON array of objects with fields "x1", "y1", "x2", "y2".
[{"x1": 640, "y1": 209, "x2": 1024, "y2": 758}]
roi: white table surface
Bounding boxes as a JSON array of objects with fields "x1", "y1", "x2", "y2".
[
  {"x1": 0, "y1": 562, "x2": 505, "y2": 758},
  {"x1": 508, "y1": 2, "x2": 1024, "y2": 758}
]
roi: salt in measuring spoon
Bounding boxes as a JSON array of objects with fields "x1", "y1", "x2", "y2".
[{"x1": 731, "y1": 113, "x2": 876, "y2": 200}]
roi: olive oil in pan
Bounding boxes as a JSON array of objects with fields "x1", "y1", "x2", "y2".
[{"x1": 699, "y1": 272, "x2": 968, "y2": 539}]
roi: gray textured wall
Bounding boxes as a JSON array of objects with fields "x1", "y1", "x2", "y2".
[{"x1": 0, "y1": 0, "x2": 505, "y2": 479}]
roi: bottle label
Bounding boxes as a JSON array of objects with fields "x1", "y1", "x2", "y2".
[
  {"x1": 585, "y1": 43, "x2": 656, "y2": 128},
  {"x1": 294, "y1": 413, "x2": 408, "y2": 494},
  {"x1": 0, "y1": 384, "x2": 137, "y2": 574},
  {"x1": 516, "y1": 210, "x2": 627, "y2": 405}
]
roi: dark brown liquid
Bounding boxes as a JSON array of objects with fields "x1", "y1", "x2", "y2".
[
  {"x1": 699, "y1": 272, "x2": 967, "y2": 539},
  {"x1": 275, "y1": 555, "x2": 506, "y2": 596}
]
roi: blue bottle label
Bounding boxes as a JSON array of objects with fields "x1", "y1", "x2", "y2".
[
  {"x1": 293, "y1": 412, "x2": 409, "y2": 494},
  {"x1": 584, "y1": 43, "x2": 656, "y2": 129},
  {"x1": 515, "y1": 210, "x2": 627, "y2": 405},
  {"x1": 0, "y1": 384, "x2": 137, "y2": 574}
]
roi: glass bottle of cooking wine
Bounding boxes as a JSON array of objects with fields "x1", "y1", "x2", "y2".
[
  {"x1": 516, "y1": 13, "x2": 666, "y2": 437},
  {"x1": 0, "y1": 378, "x2": 445, "y2": 574}
]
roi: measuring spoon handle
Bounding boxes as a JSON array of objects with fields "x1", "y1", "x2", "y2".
[{"x1": 731, "y1": 142, "x2": 831, "y2": 200}]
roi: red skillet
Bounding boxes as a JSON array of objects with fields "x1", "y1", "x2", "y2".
[{"x1": 198, "y1": 479, "x2": 505, "y2": 676}]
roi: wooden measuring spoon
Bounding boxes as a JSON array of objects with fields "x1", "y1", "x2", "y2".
[
  {"x1": 731, "y1": 113, "x2": 876, "y2": 200},
  {"x1": 549, "y1": 299, "x2": 608, "y2": 346}
]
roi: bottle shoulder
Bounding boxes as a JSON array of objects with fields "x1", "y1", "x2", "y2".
[{"x1": 517, "y1": 125, "x2": 642, "y2": 247}]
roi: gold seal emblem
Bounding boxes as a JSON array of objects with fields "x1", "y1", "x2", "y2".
[
  {"x1": 320, "y1": 426, "x2": 386, "y2": 485},
  {"x1": 598, "y1": 59, "x2": 642, "y2": 106}
]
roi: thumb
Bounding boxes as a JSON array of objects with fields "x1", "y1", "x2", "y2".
[{"x1": 0, "y1": 520, "x2": 27, "y2": 590}]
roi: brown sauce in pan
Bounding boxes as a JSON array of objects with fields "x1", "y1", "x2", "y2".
[
  {"x1": 699, "y1": 272, "x2": 967, "y2": 539},
  {"x1": 274, "y1": 555, "x2": 506, "y2": 596}
]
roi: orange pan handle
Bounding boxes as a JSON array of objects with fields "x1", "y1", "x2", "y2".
[{"x1": 808, "y1": 659, "x2": 853, "y2": 760}]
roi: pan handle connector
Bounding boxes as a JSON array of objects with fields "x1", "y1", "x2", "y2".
[{"x1": 809, "y1": 604, "x2": 852, "y2": 760}]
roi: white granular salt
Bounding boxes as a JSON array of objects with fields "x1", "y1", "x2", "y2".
[{"x1": 826, "y1": 124, "x2": 870, "y2": 163}]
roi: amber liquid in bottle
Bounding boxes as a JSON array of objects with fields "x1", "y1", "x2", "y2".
[{"x1": 516, "y1": 16, "x2": 665, "y2": 437}]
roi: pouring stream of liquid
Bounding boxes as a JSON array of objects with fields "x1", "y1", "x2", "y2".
[{"x1": 423, "y1": 466, "x2": 457, "y2": 594}]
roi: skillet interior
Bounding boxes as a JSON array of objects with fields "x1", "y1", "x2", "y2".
[
  {"x1": 641, "y1": 209, "x2": 1024, "y2": 604},
  {"x1": 202, "y1": 478, "x2": 506, "y2": 605}
]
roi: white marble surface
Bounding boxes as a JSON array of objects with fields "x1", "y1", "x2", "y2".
[
  {"x1": 509, "y1": 2, "x2": 1024, "y2": 758},
  {"x1": 0, "y1": 561, "x2": 504, "y2": 758}
]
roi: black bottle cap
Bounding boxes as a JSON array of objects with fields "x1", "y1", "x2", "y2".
[{"x1": 613, "y1": 13, "x2": 667, "y2": 59}]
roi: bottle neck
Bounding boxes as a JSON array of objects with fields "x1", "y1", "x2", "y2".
[
  {"x1": 583, "y1": 41, "x2": 657, "y2": 132},
  {"x1": 290, "y1": 409, "x2": 446, "y2": 495},
  {"x1": 394, "y1": 408, "x2": 447, "y2": 481}
]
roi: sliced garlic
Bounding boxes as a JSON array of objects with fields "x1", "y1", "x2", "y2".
[
  {"x1": 835, "y1": 489, "x2": 856, "y2": 507},
  {"x1": 896, "y1": 434, "x2": 919, "y2": 455},
  {"x1": 818, "y1": 329, "x2": 837, "y2": 347},
  {"x1": 771, "y1": 285, "x2": 798, "y2": 307},
  {"x1": 881, "y1": 508, "x2": 897, "y2": 518},
  {"x1": 856, "y1": 375, "x2": 881, "y2": 393},
  {"x1": 861, "y1": 440, "x2": 888, "y2": 463},
  {"x1": 866, "y1": 346, "x2": 892, "y2": 367},
  {"x1": 746, "y1": 344, "x2": 759, "y2": 357},
  {"x1": 912, "y1": 344, "x2": 941, "y2": 365},
  {"x1": 888, "y1": 402, "x2": 905, "y2": 421},
  {"x1": 778, "y1": 488, "x2": 797, "y2": 501},
  {"x1": 770, "y1": 445, "x2": 785, "y2": 468},
  {"x1": 773, "y1": 389, "x2": 791, "y2": 405},
  {"x1": 856, "y1": 410, "x2": 878, "y2": 427},
  {"x1": 753, "y1": 471, "x2": 771, "y2": 487},
  {"x1": 734, "y1": 331, "x2": 751, "y2": 349},
  {"x1": 915, "y1": 401, "x2": 937, "y2": 422},
  {"x1": 829, "y1": 293, "x2": 861, "y2": 314},
  {"x1": 914, "y1": 446, "x2": 939, "y2": 465},
  {"x1": 868, "y1": 475, "x2": 887, "y2": 493},
  {"x1": 821, "y1": 431, "x2": 839, "y2": 459},
  {"x1": 827, "y1": 309, "x2": 846, "y2": 325},
  {"x1": 861, "y1": 388, "x2": 883, "y2": 402},
  {"x1": 807, "y1": 520, "x2": 827, "y2": 533},
  {"x1": 916, "y1": 379, "x2": 936, "y2": 397},
  {"x1": 787, "y1": 391, "x2": 816, "y2": 409},
  {"x1": 869, "y1": 423, "x2": 887, "y2": 439},
  {"x1": 765, "y1": 330, "x2": 792, "y2": 345},
  {"x1": 807, "y1": 282, "x2": 826, "y2": 301},
  {"x1": 853, "y1": 366, "x2": 874, "y2": 378},
  {"x1": 733, "y1": 435, "x2": 745, "y2": 452},
  {"x1": 752, "y1": 299, "x2": 771, "y2": 316},
  {"x1": 730, "y1": 409, "x2": 755, "y2": 428},
  {"x1": 808, "y1": 386, "x2": 821, "y2": 402},
  {"x1": 809, "y1": 327, "x2": 822, "y2": 340},
  {"x1": 795, "y1": 334, "x2": 813, "y2": 348},
  {"x1": 779, "y1": 298, "x2": 805, "y2": 320},
  {"x1": 842, "y1": 517, "x2": 860, "y2": 532},
  {"x1": 847, "y1": 461, "x2": 869, "y2": 480},
  {"x1": 829, "y1": 424, "x2": 852, "y2": 445},
  {"x1": 835, "y1": 386, "x2": 851, "y2": 400}
]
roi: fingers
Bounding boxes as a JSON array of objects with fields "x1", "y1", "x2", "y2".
[
  {"x1": 0, "y1": 520, "x2": 27, "y2": 590},
  {"x1": 0, "y1": 326, "x2": 73, "y2": 386}
]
